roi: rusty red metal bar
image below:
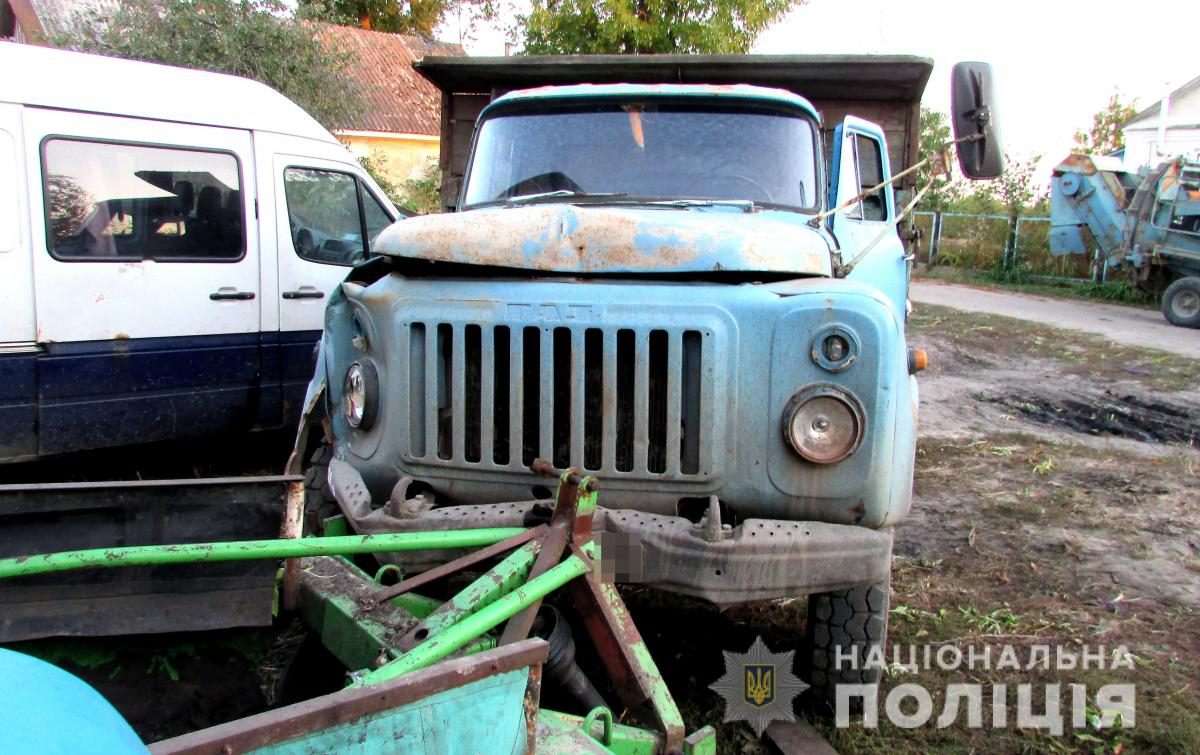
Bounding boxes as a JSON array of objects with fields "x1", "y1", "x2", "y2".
[{"x1": 372, "y1": 525, "x2": 547, "y2": 604}]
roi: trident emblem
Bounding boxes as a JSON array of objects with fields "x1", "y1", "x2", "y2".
[{"x1": 744, "y1": 664, "x2": 775, "y2": 707}]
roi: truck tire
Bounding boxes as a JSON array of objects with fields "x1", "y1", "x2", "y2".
[
  {"x1": 804, "y1": 581, "x2": 889, "y2": 711},
  {"x1": 303, "y1": 443, "x2": 338, "y2": 534},
  {"x1": 1162, "y1": 277, "x2": 1200, "y2": 328}
]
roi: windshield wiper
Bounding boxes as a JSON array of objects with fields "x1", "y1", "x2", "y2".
[
  {"x1": 649, "y1": 199, "x2": 757, "y2": 213},
  {"x1": 506, "y1": 190, "x2": 629, "y2": 205}
]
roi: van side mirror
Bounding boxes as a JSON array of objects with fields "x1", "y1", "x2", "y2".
[{"x1": 951, "y1": 62, "x2": 1004, "y2": 179}]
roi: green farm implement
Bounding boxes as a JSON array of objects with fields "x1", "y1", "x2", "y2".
[{"x1": 0, "y1": 463, "x2": 715, "y2": 754}]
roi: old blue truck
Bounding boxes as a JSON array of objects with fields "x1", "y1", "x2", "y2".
[{"x1": 295, "y1": 55, "x2": 1003, "y2": 707}]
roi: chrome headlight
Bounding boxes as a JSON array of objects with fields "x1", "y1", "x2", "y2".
[
  {"x1": 342, "y1": 360, "x2": 379, "y2": 430},
  {"x1": 782, "y1": 386, "x2": 864, "y2": 464}
]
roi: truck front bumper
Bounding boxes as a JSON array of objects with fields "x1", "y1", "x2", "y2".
[{"x1": 327, "y1": 459, "x2": 892, "y2": 605}]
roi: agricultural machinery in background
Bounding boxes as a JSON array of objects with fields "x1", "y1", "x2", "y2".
[{"x1": 1050, "y1": 153, "x2": 1200, "y2": 327}]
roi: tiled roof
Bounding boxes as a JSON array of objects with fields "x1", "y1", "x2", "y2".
[
  {"x1": 319, "y1": 23, "x2": 464, "y2": 136},
  {"x1": 4, "y1": 0, "x2": 120, "y2": 40}
]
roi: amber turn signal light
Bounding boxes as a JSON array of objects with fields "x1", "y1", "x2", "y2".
[{"x1": 908, "y1": 347, "x2": 928, "y2": 374}]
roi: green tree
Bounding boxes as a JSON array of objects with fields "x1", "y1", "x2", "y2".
[
  {"x1": 915, "y1": 107, "x2": 961, "y2": 211},
  {"x1": 1072, "y1": 92, "x2": 1138, "y2": 156},
  {"x1": 399, "y1": 159, "x2": 444, "y2": 214},
  {"x1": 520, "y1": 0, "x2": 803, "y2": 54},
  {"x1": 957, "y1": 153, "x2": 1044, "y2": 216},
  {"x1": 299, "y1": 0, "x2": 497, "y2": 37},
  {"x1": 355, "y1": 151, "x2": 403, "y2": 205},
  {"x1": 300, "y1": 0, "x2": 433, "y2": 35},
  {"x1": 54, "y1": 0, "x2": 364, "y2": 130}
]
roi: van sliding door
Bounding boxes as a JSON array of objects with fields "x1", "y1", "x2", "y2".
[
  {"x1": 0, "y1": 103, "x2": 37, "y2": 461},
  {"x1": 25, "y1": 109, "x2": 266, "y2": 456}
]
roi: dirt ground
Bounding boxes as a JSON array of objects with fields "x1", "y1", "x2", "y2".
[
  {"x1": 627, "y1": 300, "x2": 1199, "y2": 754},
  {"x1": 911, "y1": 304, "x2": 1199, "y2": 610},
  {"x1": 6, "y1": 299, "x2": 1199, "y2": 753},
  {"x1": 809, "y1": 303, "x2": 1200, "y2": 753}
]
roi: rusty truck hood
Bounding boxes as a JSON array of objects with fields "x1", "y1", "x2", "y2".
[{"x1": 373, "y1": 203, "x2": 833, "y2": 275}]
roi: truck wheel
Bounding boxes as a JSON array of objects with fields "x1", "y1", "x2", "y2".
[
  {"x1": 303, "y1": 443, "x2": 338, "y2": 534},
  {"x1": 804, "y1": 581, "x2": 889, "y2": 711},
  {"x1": 1162, "y1": 277, "x2": 1200, "y2": 328}
]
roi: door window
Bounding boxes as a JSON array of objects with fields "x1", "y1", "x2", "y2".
[
  {"x1": 850, "y1": 134, "x2": 888, "y2": 222},
  {"x1": 42, "y1": 139, "x2": 244, "y2": 261},
  {"x1": 284, "y1": 167, "x2": 393, "y2": 266},
  {"x1": 362, "y1": 189, "x2": 393, "y2": 246}
]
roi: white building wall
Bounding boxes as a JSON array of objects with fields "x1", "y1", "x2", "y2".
[
  {"x1": 1123, "y1": 83, "x2": 1200, "y2": 170},
  {"x1": 1124, "y1": 127, "x2": 1200, "y2": 170}
]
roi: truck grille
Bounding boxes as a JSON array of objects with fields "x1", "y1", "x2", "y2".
[{"x1": 401, "y1": 322, "x2": 715, "y2": 479}]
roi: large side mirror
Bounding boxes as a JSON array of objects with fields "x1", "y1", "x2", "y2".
[{"x1": 951, "y1": 62, "x2": 1004, "y2": 179}]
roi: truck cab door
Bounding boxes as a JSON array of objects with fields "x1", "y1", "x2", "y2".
[{"x1": 829, "y1": 117, "x2": 907, "y2": 323}]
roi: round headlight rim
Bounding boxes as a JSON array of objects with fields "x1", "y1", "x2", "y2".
[
  {"x1": 781, "y1": 384, "x2": 865, "y2": 465},
  {"x1": 810, "y1": 324, "x2": 860, "y2": 373},
  {"x1": 342, "y1": 359, "x2": 380, "y2": 431}
]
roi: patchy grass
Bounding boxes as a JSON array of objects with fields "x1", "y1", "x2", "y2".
[
  {"x1": 910, "y1": 304, "x2": 1197, "y2": 392},
  {"x1": 916, "y1": 267, "x2": 1158, "y2": 309},
  {"x1": 643, "y1": 431, "x2": 1200, "y2": 754},
  {"x1": 810, "y1": 434, "x2": 1200, "y2": 753}
]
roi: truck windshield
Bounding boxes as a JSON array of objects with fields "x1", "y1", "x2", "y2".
[{"x1": 463, "y1": 101, "x2": 819, "y2": 211}]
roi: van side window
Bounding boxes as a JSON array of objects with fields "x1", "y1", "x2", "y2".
[
  {"x1": 851, "y1": 134, "x2": 888, "y2": 222},
  {"x1": 42, "y1": 139, "x2": 244, "y2": 261},
  {"x1": 285, "y1": 168, "x2": 391, "y2": 266}
]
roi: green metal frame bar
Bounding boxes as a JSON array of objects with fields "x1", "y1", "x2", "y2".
[
  {"x1": 595, "y1": 579, "x2": 686, "y2": 740},
  {"x1": 0, "y1": 529, "x2": 526, "y2": 580},
  {"x1": 575, "y1": 473, "x2": 598, "y2": 519},
  {"x1": 394, "y1": 540, "x2": 541, "y2": 650},
  {"x1": 538, "y1": 709, "x2": 660, "y2": 755},
  {"x1": 299, "y1": 561, "x2": 401, "y2": 672},
  {"x1": 356, "y1": 547, "x2": 593, "y2": 686},
  {"x1": 389, "y1": 592, "x2": 442, "y2": 619}
]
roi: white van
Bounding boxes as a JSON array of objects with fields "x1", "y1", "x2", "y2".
[{"x1": 0, "y1": 42, "x2": 404, "y2": 463}]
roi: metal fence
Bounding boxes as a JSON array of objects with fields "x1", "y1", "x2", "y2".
[{"x1": 911, "y1": 211, "x2": 1095, "y2": 280}]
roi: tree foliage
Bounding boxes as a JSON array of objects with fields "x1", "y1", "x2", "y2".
[
  {"x1": 915, "y1": 108, "x2": 961, "y2": 211},
  {"x1": 1072, "y1": 92, "x2": 1138, "y2": 156},
  {"x1": 54, "y1": 0, "x2": 364, "y2": 130},
  {"x1": 299, "y1": 0, "x2": 499, "y2": 37},
  {"x1": 399, "y1": 159, "x2": 444, "y2": 214},
  {"x1": 520, "y1": 0, "x2": 803, "y2": 54},
  {"x1": 299, "y1": 0, "x2": 436, "y2": 36},
  {"x1": 956, "y1": 153, "x2": 1045, "y2": 216},
  {"x1": 355, "y1": 151, "x2": 403, "y2": 205}
]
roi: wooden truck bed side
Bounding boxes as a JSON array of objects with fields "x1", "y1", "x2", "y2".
[{"x1": 414, "y1": 54, "x2": 934, "y2": 212}]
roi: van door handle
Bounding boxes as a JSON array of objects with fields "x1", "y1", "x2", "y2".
[
  {"x1": 282, "y1": 289, "x2": 325, "y2": 300},
  {"x1": 210, "y1": 289, "x2": 256, "y2": 301}
]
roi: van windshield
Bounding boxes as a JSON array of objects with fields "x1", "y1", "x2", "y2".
[{"x1": 463, "y1": 101, "x2": 819, "y2": 211}]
